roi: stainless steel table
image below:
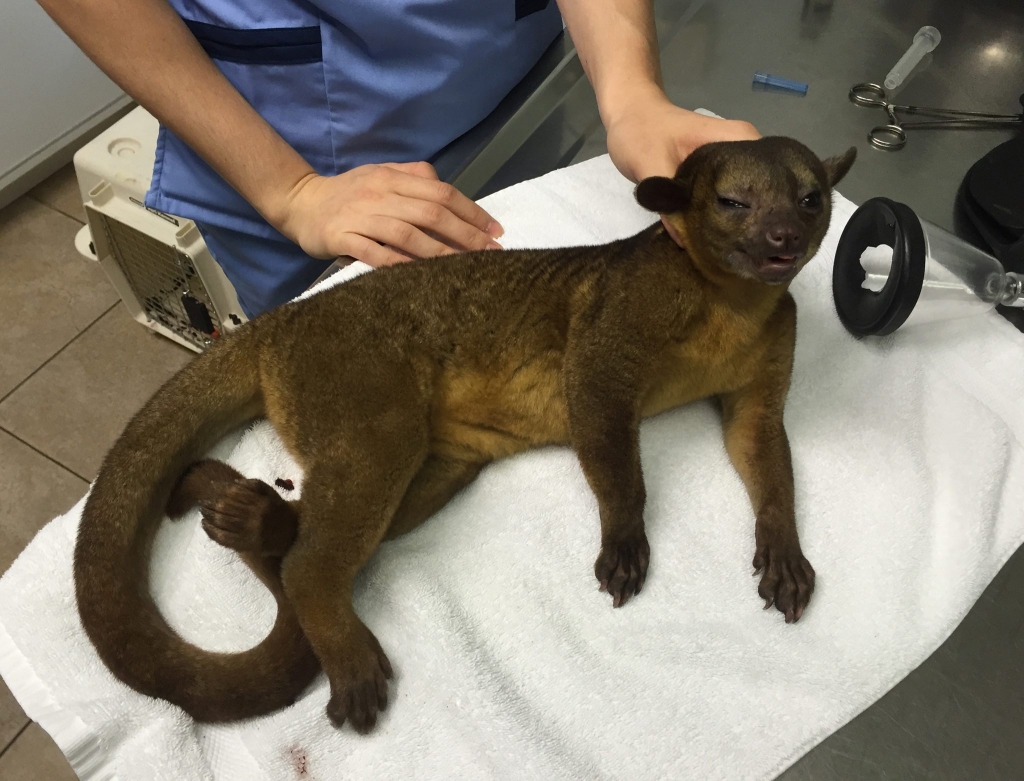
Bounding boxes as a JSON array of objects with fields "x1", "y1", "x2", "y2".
[
  {"x1": 471, "y1": 2, "x2": 1024, "y2": 778},
  {"x1": 309, "y1": 4, "x2": 1024, "y2": 776}
]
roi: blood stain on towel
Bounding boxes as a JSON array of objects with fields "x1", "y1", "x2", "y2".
[
  {"x1": 275, "y1": 478, "x2": 295, "y2": 491},
  {"x1": 288, "y1": 745, "x2": 311, "y2": 777}
]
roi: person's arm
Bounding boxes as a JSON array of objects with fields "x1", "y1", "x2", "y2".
[
  {"x1": 36, "y1": 0, "x2": 503, "y2": 266},
  {"x1": 555, "y1": 0, "x2": 760, "y2": 182}
]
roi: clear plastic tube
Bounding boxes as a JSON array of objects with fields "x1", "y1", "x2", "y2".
[{"x1": 884, "y1": 26, "x2": 941, "y2": 91}]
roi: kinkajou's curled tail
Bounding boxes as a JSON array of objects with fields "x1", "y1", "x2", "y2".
[{"x1": 73, "y1": 329, "x2": 317, "y2": 721}]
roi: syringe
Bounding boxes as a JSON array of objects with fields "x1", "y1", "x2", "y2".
[{"x1": 884, "y1": 26, "x2": 941, "y2": 92}]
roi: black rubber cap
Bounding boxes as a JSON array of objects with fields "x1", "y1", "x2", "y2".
[{"x1": 832, "y1": 197, "x2": 927, "y2": 337}]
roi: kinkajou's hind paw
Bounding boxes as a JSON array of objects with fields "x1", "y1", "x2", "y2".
[
  {"x1": 200, "y1": 477, "x2": 298, "y2": 556},
  {"x1": 325, "y1": 628, "x2": 393, "y2": 734}
]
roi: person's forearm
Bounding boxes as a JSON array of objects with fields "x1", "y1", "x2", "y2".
[
  {"x1": 36, "y1": 0, "x2": 315, "y2": 232},
  {"x1": 555, "y1": 0, "x2": 666, "y2": 123}
]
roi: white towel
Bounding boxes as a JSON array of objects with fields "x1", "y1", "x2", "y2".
[{"x1": 2, "y1": 152, "x2": 1023, "y2": 781}]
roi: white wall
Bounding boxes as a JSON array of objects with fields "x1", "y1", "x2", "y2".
[{"x1": 0, "y1": 2, "x2": 132, "y2": 208}]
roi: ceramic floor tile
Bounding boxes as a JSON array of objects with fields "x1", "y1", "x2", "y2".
[
  {"x1": 0, "y1": 430, "x2": 82, "y2": 753},
  {"x1": 28, "y1": 164, "x2": 86, "y2": 224},
  {"x1": 0, "y1": 723, "x2": 78, "y2": 781},
  {"x1": 0, "y1": 307, "x2": 194, "y2": 480},
  {"x1": 0, "y1": 198, "x2": 118, "y2": 399},
  {"x1": 0, "y1": 681, "x2": 28, "y2": 761},
  {"x1": 0, "y1": 430, "x2": 87, "y2": 577}
]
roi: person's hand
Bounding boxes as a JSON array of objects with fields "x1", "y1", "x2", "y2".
[
  {"x1": 278, "y1": 162, "x2": 504, "y2": 267},
  {"x1": 604, "y1": 90, "x2": 761, "y2": 183}
]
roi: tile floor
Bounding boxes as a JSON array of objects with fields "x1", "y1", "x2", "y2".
[{"x1": 0, "y1": 164, "x2": 194, "y2": 779}]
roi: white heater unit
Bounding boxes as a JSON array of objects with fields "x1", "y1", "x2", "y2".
[{"x1": 72, "y1": 107, "x2": 247, "y2": 353}]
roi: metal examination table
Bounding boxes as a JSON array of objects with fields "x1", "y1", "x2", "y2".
[{"x1": 314, "y1": 2, "x2": 1024, "y2": 777}]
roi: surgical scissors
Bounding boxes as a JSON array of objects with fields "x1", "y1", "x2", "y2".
[{"x1": 848, "y1": 82, "x2": 1023, "y2": 150}]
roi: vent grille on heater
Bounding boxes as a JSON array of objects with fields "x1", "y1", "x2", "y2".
[{"x1": 98, "y1": 213, "x2": 222, "y2": 350}]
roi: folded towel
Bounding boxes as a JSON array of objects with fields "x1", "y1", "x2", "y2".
[{"x1": 2, "y1": 152, "x2": 1023, "y2": 781}]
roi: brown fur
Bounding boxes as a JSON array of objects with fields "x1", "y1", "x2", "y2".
[{"x1": 74, "y1": 137, "x2": 856, "y2": 733}]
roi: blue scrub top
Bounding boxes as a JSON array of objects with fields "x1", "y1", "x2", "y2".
[{"x1": 145, "y1": 0, "x2": 563, "y2": 243}]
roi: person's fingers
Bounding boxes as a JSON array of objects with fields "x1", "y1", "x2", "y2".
[
  {"x1": 355, "y1": 215, "x2": 456, "y2": 260},
  {"x1": 382, "y1": 195, "x2": 502, "y2": 252},
  {"x1": 285, "y1": 164, "x2": 506, "y2": 264},
  {"x1": 383, "y1": 245, "x2": 418, "y2": 262},
  {"x1": 334, "y1": 233, "x2": 411, "y2": 267},
  {"x1": 375, "y1": 167, "x2": 503, "y2": 238}
]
